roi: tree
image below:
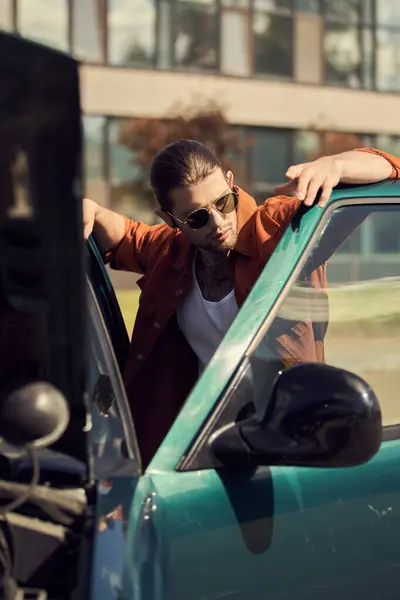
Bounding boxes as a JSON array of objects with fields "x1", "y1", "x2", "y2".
[{"x1": 114, "y1": 100, "x2": 251, "y2": 223}]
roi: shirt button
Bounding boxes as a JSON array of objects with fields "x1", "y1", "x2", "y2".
[
  {"x1": 153, "y1": 321, "x2": 160, "y2": 329},
  {"x1": 136, "y1": 353, "x2": 143, "y2": 361},
  {"x1": 175, "y1": 289, "x2": 183, "y2": 296}
]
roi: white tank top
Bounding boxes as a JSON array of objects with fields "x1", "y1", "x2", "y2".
[{"x1": 177, "y1": 257, "x2": 238, "y2": 371}]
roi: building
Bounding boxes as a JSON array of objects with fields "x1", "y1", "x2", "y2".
[{"x1": 2, "y1": 0, "x2": 400, "y2": 283}]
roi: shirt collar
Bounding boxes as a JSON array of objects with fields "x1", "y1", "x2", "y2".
[{"x1": 233, "y1": 186, "x2": 258, "y2": 258}]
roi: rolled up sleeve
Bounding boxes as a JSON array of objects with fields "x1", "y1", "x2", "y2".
[{"x1": 103, "y1": 216, "x2": 169, "y2": 275}]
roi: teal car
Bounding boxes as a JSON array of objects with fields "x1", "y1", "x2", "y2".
[{"x1": 1, "y1": 33, "x2": 400, "y2": 600}]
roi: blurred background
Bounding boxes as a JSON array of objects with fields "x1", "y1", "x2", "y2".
[{"x1": 2, "y1": 0, "x2": 400, "y2": 325}]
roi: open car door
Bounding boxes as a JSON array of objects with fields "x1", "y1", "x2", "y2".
[{"x1": 121, "y1": 184, "x2": 400, "y2": 600}]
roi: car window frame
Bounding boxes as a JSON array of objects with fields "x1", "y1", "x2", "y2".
[
  {"x1": 87, "y1": 236, "x2": 130, "y2": 372},
  {"x1": 178, "y1": 197, "x2": 400, "y2": 471},
  {"x1": 87, "y1": 278, "x2": 142, "y2": 477}
]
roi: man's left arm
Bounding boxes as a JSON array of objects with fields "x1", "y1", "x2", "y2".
[{"x1": 275, "y1": 147, "x2": 399, "y2": 207}]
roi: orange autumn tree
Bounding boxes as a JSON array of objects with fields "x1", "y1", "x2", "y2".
[{"x1": 115, "y1": 101, "x2": 250, "y2": 223}]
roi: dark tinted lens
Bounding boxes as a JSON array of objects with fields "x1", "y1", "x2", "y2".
[
  {"x1": 187, "y1": 208, "x2": 210, "y2": 230},
  {"x1": 215, "y1": 192, "x2": 237, "y2": 214}
]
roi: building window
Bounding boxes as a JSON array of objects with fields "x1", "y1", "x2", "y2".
[
  {"x1": 83, "y1": 116, "x2": 108, "y2": 206},
  {"x1": 237, "y1": 127, "x2": 294, "y2": 202},
  {"x1": 237, "y1": 127, "x2": 320, "y2": 201},
  {"x1": 173, "y1": 0, "x2": 218, "y2": 71},
  {"x1": 220, "y1": 2, "x2": 251, "y2": 76},
  {"x1": 0, "y1": 0, "x2": 12, "y2": 30},
  {"x1": 295, "y1": 0, "x2": 319, "y2": 12},
  {"x1": 72, "y1": 0, "x2": 105, "y2": 62},
  {"x1": 323, "y1": 0, "x2": 374, "y2": 89},
  {"x1": 108, "y1": 0, "x2": 156, "y2": 66},
  {"x1": 107, "y1": 119, "x2": 152, "y2": 221},
  {"x1": 253, "y1": 0, "x2": 293, "y2": 77},
  {"x1": 83, "y1": 116, "x2": 106, "y2": 180},
  {"x1": 375, "y1": 134, "x2": 400, "y2": 157},
  {"x1": 376, "y1": 0, "x2": 400, "y2": 92},
  {"x1": 252, "y1": 127, "x2": 292, "y2": 188},
  {"x1": 18, "y1": 0, "x2": 69, "y2": 52},
  {"x1": 293, "y1": 130, "x2": 321, "y2": 163}
]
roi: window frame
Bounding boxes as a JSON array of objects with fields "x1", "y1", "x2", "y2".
[
  {"x1": 220, "y1": 4, "x2": 252, "y2": 76},
  {"x1": 70, "y1": 0, "x2": 108, "y2": 64},
  {"x1": 87, "y1": 236, "x2": 130, "y2": 371},
  {"x1": 252, "y1": 2, "x2": 295, "y2": 79},
  {"x1": 171, "y1": 0, "x2": 221, "y2": 73},
  {"x1": 86, "y1": 277, "x2": 142, "y2": 476},
  {"x1": 106, "y1": 0, "x2": 158, "y2": 67},
  {"x1": 178, "y1": 195, "x2": 400, "y2": 472},
  {"x1": 321, "y1": 0, "x2": 376, "y2": 89}
]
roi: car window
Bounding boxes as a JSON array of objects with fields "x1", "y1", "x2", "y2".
[
  {"x1": 180, "y1": 201, "x2": 400, "y2": 471},
  {"x1": 250, "y1": 203, "x2": 400, "y2": 429},
  {"x1": 87, "y1": 280, "x2": 141, "y2": 476},
  {"x1": 87, "y1": 237, "x2": 129, "y2": 371}
]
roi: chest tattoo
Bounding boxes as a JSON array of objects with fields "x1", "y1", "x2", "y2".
[{"x1": 195, "y1": 254, "x2": 235, "y2": 302}]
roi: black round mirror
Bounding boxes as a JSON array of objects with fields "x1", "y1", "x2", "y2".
[
  {"x1": 210, "y1": 363, "x2": 382, "y2": 469},
  {"x1": 0, "y1": 382, "x2": 70, "y2": 449},
  {"x1": 244, "y1": 362, "x2": 382, "y2": 467}
]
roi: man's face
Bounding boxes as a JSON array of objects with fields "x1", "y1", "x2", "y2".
[{"x1": 163, "y1": 169, "x2": 238, "y2": 253}]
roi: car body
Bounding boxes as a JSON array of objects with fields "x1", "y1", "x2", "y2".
[{"x1": 1, "y1": 33, "x2": 400, "y2": 600}]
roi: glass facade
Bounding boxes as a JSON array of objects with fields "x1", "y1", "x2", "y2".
[{"x1": 1, "y1": 0, "x2": 399, "y2": 89}]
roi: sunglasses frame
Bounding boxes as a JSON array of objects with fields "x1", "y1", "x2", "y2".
[{"x1": 167, "y1": 190, "x2": 238, "y2": 231}]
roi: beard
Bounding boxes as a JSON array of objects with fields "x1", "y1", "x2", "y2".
[{"x1": 200, "y1": 228, "x2": 238, "y2": 253}]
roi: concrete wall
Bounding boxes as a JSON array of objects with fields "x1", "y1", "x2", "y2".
[{"x1": 80, "y1": 64, "x2": 400, "y2": 136}]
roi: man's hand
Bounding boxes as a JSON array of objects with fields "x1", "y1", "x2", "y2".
[
  {"x1": 82, "y1": 198, "x2": 127, "y2": 253},
  {"x1": 275, "y1": 156, "x2": 342, "y2": 207},
  {"x1": 83, "y1": 197, "x2": 99, "y2": 240},
  {"x1": 275, "y1": 150, "x2": 393, "y2": 208}
]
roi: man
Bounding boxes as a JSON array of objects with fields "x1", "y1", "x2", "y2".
[{"x1": 84, "y1": 140, "x2": 400, "y2": 466}]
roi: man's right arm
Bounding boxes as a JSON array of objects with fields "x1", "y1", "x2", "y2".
[
  {"x1": 83, "y1": 197, "x2": 171, "y2": 275},
  {"x1": 83, "y1": 198, "x2": 126, "y2": 254}
]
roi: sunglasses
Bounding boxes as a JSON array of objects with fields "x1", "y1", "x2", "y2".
[{"x1": 168, "y1": 190, "x2": 238, "y2": 231}]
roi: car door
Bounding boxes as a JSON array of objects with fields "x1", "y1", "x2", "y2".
[
  {"x1": 121, "y1": 182, "x2": 400, "y2": 600},
  {"x1": 83, "y1": 240, "x2": 147, "y2": 600}
]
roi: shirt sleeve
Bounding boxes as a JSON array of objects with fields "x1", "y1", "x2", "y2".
[
  {"x1": 355, "y1": 147, "x2": 400, "y2": 179},
  {"x1": 103, "y1": 215, "x2": 171, "y2": 274}
]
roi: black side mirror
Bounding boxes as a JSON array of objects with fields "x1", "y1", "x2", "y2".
[{"x1": 209, "y1": 363, "x2": 382, "y2": 468}]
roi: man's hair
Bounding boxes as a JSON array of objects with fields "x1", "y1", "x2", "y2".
[{"x1": 150, "y1": 139, "x2": 225, "y2": 213}]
